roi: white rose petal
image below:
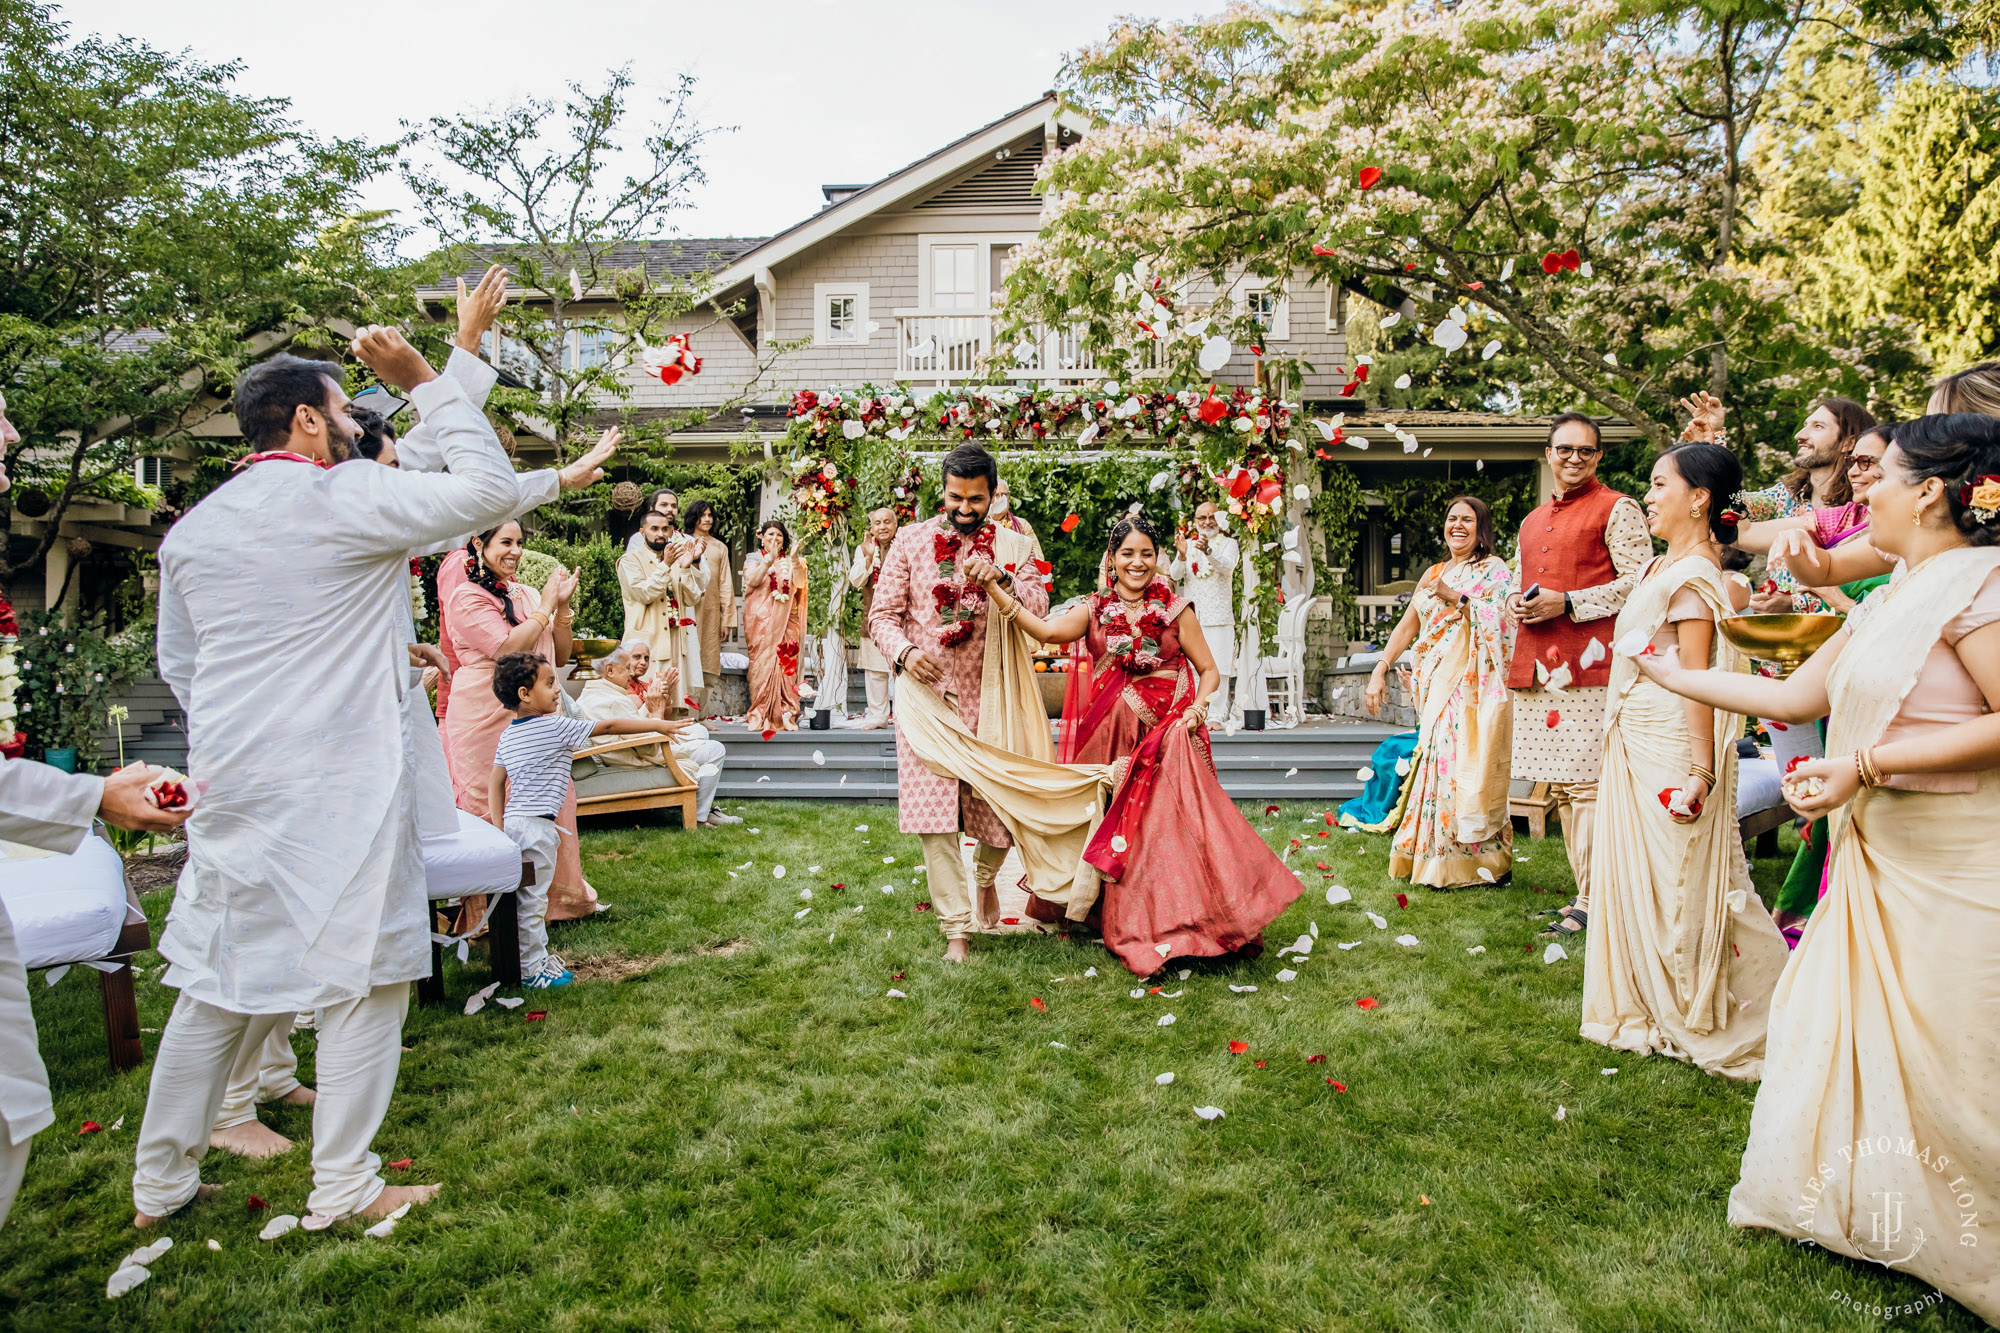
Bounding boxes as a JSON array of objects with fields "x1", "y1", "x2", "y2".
[
  {"x1": 886, "y1": 989, "x2": 907, "y2": 999},
  {"x1": 1603, "y1": 351, "x2": 1618, "y2": 367},
  {"x1": 1198, "y1": 335, "x2": 1233, "y2": 374},
  {"x1": 1110, "y1": 835, "x2": 1128, "y2": 853},
  {"x1": 799, "y1": 887, "x2": 813, "y2": 900},
  {"x1": 1338, "y1": 941, "x2": 1363, "y2": 950},
  {"x1": 1393, "y1": 373, "x2": 1413, "y2": 389},
  {"x1": 1228, "y1": 984, "x2": 1259, "y2": 993},
  {"x1": 1157, "y1": 1013, "x2": 1176, "y2": 1027},
  {"x1": 107, "y1": 1266, "x2": 151, "y2": 1299},
  {"x1": 1602, "y1": 1068, "x2": 1619, "y2": 1076},
  {"x1": 1130, "y1": 988, "x2": 1146, "y2": 999},
  {"x1": 1366, "y1": 912, "x2": 1387, "y2": 930},
  {"x1": 1544, "y1": 942, "x2": 1569, "y2": 965},
  {"x1": 1084, "y1": 967, "x2": 1097, "y2": 978},
  {"x1": 1325, "y1": 885, "x2": 1352, "y2": 906},
  {"x1": 1355, "y1": 766, "x2": 1375, "y2": 783},
  {"x1": 1380, "y1": 311, "x2": 1402, "y2": 328},
  {"x1": 1556, "y1": 1104, "x2": 1568, "y2": 1121},
  {"x1": 1395, "y1": 933, "x2": 1420, "y2": 947},
  {"x1": 773, "y1": 865, "x2": 787, "y2": 879},
  {"x1": 259, "y1": 1214, "x2": 301, "y2": 1241},
  {"x1": 1467, "y1": 945, "x2": 1487, "y2": 955},
  {"x1": 1155, "y1": 1072, "x2": 1176, "y2": 1085},
  {"x1": 1431, "y1": 322, "x2": 1469, "y2": 353},
  {"x1": 1275, "y1": 968, "x2": 1298, "y2": 982},
  {"x1": 793, "y1": 908, "x2": 810, "y2": 920},
  {"x1": 1193, "y1": 1106, "x2": 1225, "y2": 1121}
]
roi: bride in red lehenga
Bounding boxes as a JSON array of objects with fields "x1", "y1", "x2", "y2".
[{"x1": 982, "y1": 513, "x2": 1301, "y2": 975}]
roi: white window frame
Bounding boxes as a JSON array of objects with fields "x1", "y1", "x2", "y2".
[
  {"x1": 813, "y1": 282, "x2": 870, "y2": 346},
  {"x1": 913, "y1": 233, "x2": 1036, "y2": 312},
  {"x1": 1234, "y1": 277, "x2": 1291, "y2": 341},
  {"x1": 1323, "y1": 283, "x2": 1343, "y2": 334},
  {"x1": 566, "y1": 322, "x2": 623, "y2": 373},
  {"x1": 133, "y1": 455, "x2": 168, "y2": 489}
]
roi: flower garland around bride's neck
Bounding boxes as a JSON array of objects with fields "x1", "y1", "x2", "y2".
[
  {"x1": 933, "y1": 520, "x2": 995, "y2": 647},
  {"x1": 1096, "y1": 578, "x2": 1175, "y2": 671}
]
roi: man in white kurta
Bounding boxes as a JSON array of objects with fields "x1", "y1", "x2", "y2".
[
  {"x1": 618, "y1": 510, "x2": 707, "y2": 712},
  {"x1": 0, "y1": 760, "x2": 189, "y2": 1229},
  {"x1": 845, "y1": 508, "x2": 900, "y2": 728},
  {"x1": 133, "y1": 329, "x2": 521, "y2": 1225},
  {"x1": 1168, "y1": 503, "x2": 1240, "y2": 716}
]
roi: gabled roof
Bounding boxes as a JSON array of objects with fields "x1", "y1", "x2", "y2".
[
  {"x1": 705, "y1": 93, "x2": 1088, "y2": 294},
  {"x1": 415, "y1": 237, "x2": 768, "y2": 298}
]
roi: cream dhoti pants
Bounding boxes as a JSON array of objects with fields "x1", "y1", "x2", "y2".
[
  {"x1": 134, "y1": 983, "x2": 409, "y2": 1219},
  {"x1": 212, "y1": 1021, "x2": 304, "y2": 1132},
  {"x1": 918, "y1": 833, "x2": 1007, "y2": 940},
  {"x1": 1553, "y1": 781, "x2": 1598, "y2": 912},
  {"x1": 0, "y1": 1135, "x2": 29, "y2": 1232}
]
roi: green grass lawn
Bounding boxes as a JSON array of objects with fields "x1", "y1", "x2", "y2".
[{"x1": 2, "y1": 801, "x2": 1981, "y2": 1332}]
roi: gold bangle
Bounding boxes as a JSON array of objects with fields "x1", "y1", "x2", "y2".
[
  {"x1": 1688, "y1": 764, "x2": 1715, "y2": 787},
  {"x1": 531, "y1": 610, "x2": 552, "y2": 628},
  {"x1": 1859, "y1": 747, "x2": 1885, "y2": 789}
]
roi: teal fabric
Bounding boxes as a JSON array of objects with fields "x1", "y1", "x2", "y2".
[{"x1": 1338, "y1": 731, "x2": 1420, "y2": 831}]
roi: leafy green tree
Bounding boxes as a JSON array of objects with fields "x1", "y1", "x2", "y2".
[
  {"x1": 0, "y1": 0, "x2": 389, "y2": 591},
  {"x1": 398, "y1": 67, "x2": 797, "y2": 542}
]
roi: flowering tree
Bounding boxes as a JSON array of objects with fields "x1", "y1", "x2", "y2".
[{"x1": 1000, "y1": 0, "x2": 1955, "y2": 446}]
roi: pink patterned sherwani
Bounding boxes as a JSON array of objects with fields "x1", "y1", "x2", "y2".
[{"x1": 869, "y1": 516, "x2": 1050, "y2": 844}]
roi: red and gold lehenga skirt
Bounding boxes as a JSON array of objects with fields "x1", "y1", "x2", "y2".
[{"x1": 1027, "y1": 642, "x2": 1301, "y2": 975}]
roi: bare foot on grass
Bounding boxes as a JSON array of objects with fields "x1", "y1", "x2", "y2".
[
  {"x1": 280, "y1": 1085, "x2": 317, "y2": 1108},
  {"x1": 209, "y1": 1121, "x2": 294, "y2": 1159},
  {"x1": 358, "y1": 1183, "x2": 441, "y2": 1219},
  {"x1": 134, "y1": 1183, "x2": 221, "y2": 1228},
  {"x1": 943, "y1": 938, "x2": 970, "y2": 964}
]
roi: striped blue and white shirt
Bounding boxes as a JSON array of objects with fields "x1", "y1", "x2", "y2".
[{"x1": 494, "y1": 713, "x2": 596, "y2": 819}]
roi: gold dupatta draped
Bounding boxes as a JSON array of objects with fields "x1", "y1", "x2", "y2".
[
  {"x1": 977, "y1": 525, "x2": 1055, "y2": 764},
  {"x1": 1729, "y1": 545, "x2": 2000, "y2": 1322},
  {"x1": 1582, "y1": 556, "x2": 1790, "y2": 1079}
]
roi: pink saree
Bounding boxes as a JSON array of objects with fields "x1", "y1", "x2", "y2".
[
  {"x1": 743, "y1": 555, "x2": 808, "y2": 732},
  {"x1": 1029, "y1": 595, "x2": 1300, "y2": 975}
]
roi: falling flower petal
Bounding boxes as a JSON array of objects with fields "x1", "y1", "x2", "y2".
[
  {"x1": 1481, "y1": 339, "x2": 1502, "y2": 361},
  {"x1": 1355, "y1": 766, "x2": 1374, "y2": 782}
]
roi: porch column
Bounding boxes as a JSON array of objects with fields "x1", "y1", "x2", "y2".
[{"x1": 43, "y1": 540, "x2": 70, "y2": 617}]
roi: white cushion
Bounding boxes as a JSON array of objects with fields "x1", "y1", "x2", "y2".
[
  {"x1": 0, "y1": 834, "x2": 134, "y2": 970},
  {"x1": 1736, "y1": 756, "x2": 1785, "y2": 818},
  {"x1": 423, "y1": 809, "x2": 524, "y2": 901}
]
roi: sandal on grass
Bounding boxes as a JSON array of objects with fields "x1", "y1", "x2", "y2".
[{"x1": 1539, "y1": 908, "x2": 1587, "y2": 939}]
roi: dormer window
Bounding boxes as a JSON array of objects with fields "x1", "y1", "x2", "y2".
[{"x1": 814, "y1": 283, "x2": 870, "y2": 346}]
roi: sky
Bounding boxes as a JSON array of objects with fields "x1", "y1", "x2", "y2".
[{"x1": 55, "y1": 0, "x2": 1213, "y2": 250}]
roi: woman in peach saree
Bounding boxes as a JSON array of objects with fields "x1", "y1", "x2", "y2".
[
  {"x1": 441, "y1": 519, "x2": 596, "y2": 920},
  {"x1": 742, "y1": 519, "x2": 809, "y2": 733}
]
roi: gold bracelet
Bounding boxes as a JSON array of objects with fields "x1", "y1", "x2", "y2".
[
  {"x1": 1688, "y1": 765, "x2": 1715, "y2": 787},
  {"x1": 1858, "y1": 747, "x2": 1885, "y2": 789},
  {"x1": 531, "y1": 610, "x2": 552, "y2": 629},
  {"x1": 1854, "y1": 751, "x2": 1873, "y2": 790}
]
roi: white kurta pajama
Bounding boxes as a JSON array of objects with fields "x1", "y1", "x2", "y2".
[
  {"x1": 0, "y1": 757, "x2": 105, "y2": 1229},
  {"x1": 136, "y1": 372, "x2": 519, "y2": 1221},
  {"x1": 213, "y1": 350, "x2": 559, "y2": 1138},
  {"x1": 1169, "y1": 533, "x2": 1240, "y2": 716},
  {"x1": 847, "y1": 543, "x2": 894, "y2": 725}
]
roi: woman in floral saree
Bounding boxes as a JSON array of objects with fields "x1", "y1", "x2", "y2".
[
  {"x1": 1362, "y1": 497, "x2": 1515, "y2": 888},
  {"x1": 742, "y1": 519, "x2": 809, "y2": 733},
  {"x1": 996, "y1": 514, "x2": 1300, "y2": 975}
]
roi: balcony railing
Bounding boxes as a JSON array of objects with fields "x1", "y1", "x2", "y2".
[{"x1": 895, "y1": 310, "x2": 1109, "y2": 383}]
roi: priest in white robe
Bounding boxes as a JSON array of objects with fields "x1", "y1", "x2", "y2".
[{"x1": 132, "y1": 328, "x2": 524, "y2": 1226}]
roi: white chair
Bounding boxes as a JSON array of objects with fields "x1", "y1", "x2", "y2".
[
  {"x1": 1260, "y1": 595, "x2": 1326, "y2": 728},
  {"x1": 0, "y1": 832, "x2": 150, "y2": 1070}
]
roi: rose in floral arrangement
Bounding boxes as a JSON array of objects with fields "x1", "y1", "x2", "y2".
[
  {"x1": 932, "y1": 525, "x2": 996, "y2": 647},
  {"x1": 1961, "y1": 474, "x2": 2000, "y2": 520},
  {"x1": 1095, "y1": 578, "x2": 1176, "y2": 672},
  {"x1": 788, "y1": 454, "x2": 855, "y2": 534}
]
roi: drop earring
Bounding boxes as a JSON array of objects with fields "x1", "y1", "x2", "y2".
[{"x1": 1690, "y1": 504, "x2": 1703, "y2": 519}]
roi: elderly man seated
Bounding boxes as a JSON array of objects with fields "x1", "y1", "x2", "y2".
[{"x1": 577, "y1": 640, "x2": 739, "y2": 828}]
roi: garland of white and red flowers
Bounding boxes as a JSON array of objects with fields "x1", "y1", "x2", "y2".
[
  {"x1": 1095, "y1": 578, "x2": 1176, "y2": 672},
  {"x1": 932, "y1": 524, "x2": 997, "y2": 647}
]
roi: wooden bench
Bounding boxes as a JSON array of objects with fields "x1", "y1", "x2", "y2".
[{"x1": 572, "y1": 736, "x2": 699, "y2": 825}]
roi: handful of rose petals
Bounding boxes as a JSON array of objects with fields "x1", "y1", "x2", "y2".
[{"x1": 127, "y1": 764, "x2": 204, "y2": 812}]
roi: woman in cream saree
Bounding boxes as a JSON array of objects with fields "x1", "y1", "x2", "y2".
[
  {"x1": 1583, "y1": 444, "x2": 1790, "y2": 1081},
  {"x1": 1638, "y1": 415, "x2": 2000, "y2": 1323},
  {"x1": 1363, "y1": 497, "x2": 1515, "y2": 888}
]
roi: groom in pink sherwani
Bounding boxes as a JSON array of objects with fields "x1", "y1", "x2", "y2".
[{"x1": 870, "y1": 444, "x2": 1049, "y2": 962}]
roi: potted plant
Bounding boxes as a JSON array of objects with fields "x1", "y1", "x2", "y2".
[{"x1": 16, "y1": 611, "x2": 147, "y2": 770}]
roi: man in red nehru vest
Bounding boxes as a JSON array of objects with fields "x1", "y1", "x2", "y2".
[{"x1": 1506, "y1": 413, "x2": 1652, "y2": 942}]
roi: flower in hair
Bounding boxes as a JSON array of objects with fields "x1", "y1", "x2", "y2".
[{"x1": 1960, "y1": 475, "x2": 2000, "y2": 522}]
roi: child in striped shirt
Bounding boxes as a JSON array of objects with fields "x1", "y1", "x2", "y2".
[{"x1": 489, "y1": 652, "x2": 685, "y2": 988}]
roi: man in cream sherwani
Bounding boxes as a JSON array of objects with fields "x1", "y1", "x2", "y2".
[
  {"x1": 1168, "y1": 502, "x2": 1240, "y2": 716},
  {"x1": 845, "y1": 507, "x2": 900, "y2": 728},
  {"x1": 132, "y1": 327, "x2": 524, "y2": 1227},
  {"x1": 618, "y1": 509, "x2": 707, "y2": 714}
]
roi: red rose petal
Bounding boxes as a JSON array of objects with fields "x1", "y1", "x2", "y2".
[
  {"x1": 1254, "y1": 1059, "x2": 1267, "y2": 1068},
  {"x1": 1148, "y1": 986, "x2": 1163, "y2": 994},
  {"x1": 1306, "y1": 1053, "x2": 1326, "y2": 1063},
  {"x1": 1324, "y1": 812, "x2": 1335, "y2": 827},
  {"x1": 77, "y1": 1120, "x2": 102, "y2": 1135},
  {"x1": 526, "y1": 1010, "x2": 547, "y2": 1021},
  {"x1": 246, "y1": 1195, "x2": 268, "y2": 1211},
  {"x1": 1001, "y1": 916, "x2": 1021, "y2": 925},
  {"x1": 1783, "y1": 756, "x2": 1808, "y2": 775},
  {"x1": 1060, "y1": 514, "x2": 1081, "y2": 533},
  {"x1": 387, "y1": 1158, "x2": 414, "y2": 1171},
  {"x1": 1542, "y1": 252, "x2": 1563, "y2": 274},
  {"x1": 685, "y1": 696, "x2": 698, "y2": 708},
  {"x1": 1561, "y1": 248, "x2": 1582, "y2": 271},
  {"x1": 1228, "y1": 1040, "x2": 1249, "y2": 1054},
  {"x1": 1265, "y1": 804, "x2": 1281, "y2": 816},
  {"x1": 832, "y1": 883, "x2": 846, "y2": 890},
  {"x1": 761, "y1": 729, "x2": 776, "y2": 741},
  {"x1": 1316, "y1": 861, "x2": 1330, "y2": 871},
  {"x1": 915, "y1": 902, "x2": 933, "y2": 912},
  {"x1": 1358, "y1": 166, "x2": 1383, "y2": 190},
  {"x1": 1312, "y1": 244, "x2": 1337, "y2": 257},
  {"x1": 1329, "y1": 1079, "x2": 1348, "y2": 1092},
  {"x1": 1356, "y1": 996, "x2": 1380, "y2": 1010},
  {"x1": 1395, "y1": 892, "x2": 1409, "y2": 909},
  {"x1": 1768, "y1": 720, "x2": 1789, "y2": 731},
  {"x1": 1030, "y1": 997, "x2": 1048, "y2": 1011},
  {"x1": 891, "y1": 972, "x2": 906, "y2": 980},
  {"x1": 1546, "y1": 710, "x2": 1561, "y2": 728}
]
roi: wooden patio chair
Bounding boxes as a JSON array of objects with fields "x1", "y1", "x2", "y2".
[{"x1": 572, "y1": 736, "x2": 699, "y2": 825}]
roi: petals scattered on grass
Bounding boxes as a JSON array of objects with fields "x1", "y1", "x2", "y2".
[{"x1": 1356, "y1": 996, "x2": 1380, "y2": 1010}]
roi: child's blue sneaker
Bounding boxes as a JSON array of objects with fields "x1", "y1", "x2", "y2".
[{"x1": 522, "y1": 957, "x2": 574, "y2": 990}]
